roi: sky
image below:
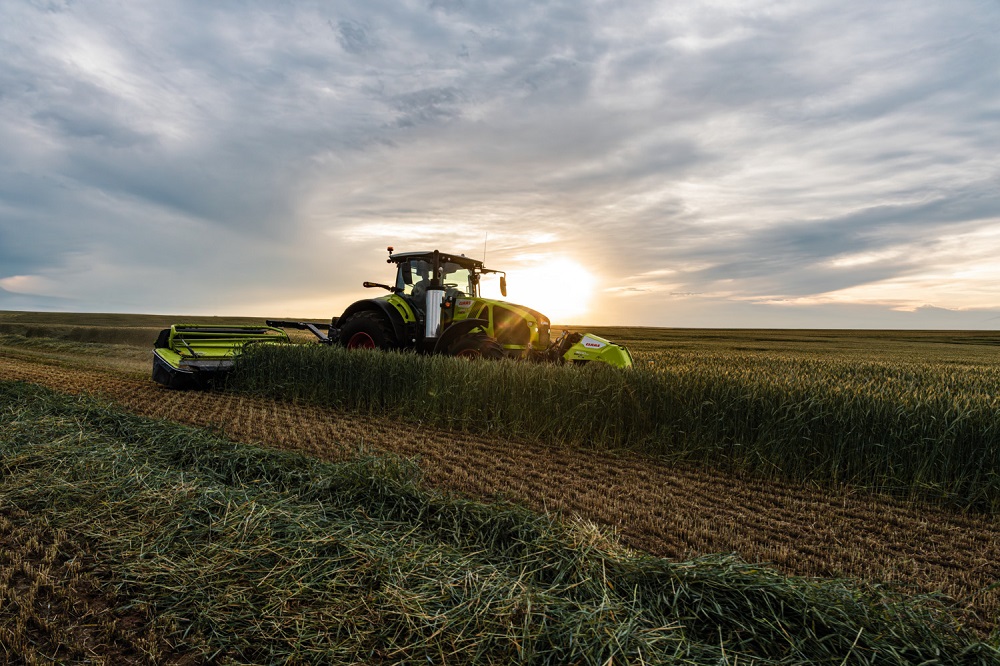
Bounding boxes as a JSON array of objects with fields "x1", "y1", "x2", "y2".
[{"x1": 1, "y1": 0, "x2": 998, "y2": 328}]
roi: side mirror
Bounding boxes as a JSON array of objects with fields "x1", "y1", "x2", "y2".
[{"x1": 500, "y1": 275, "x2": 507, "y2": 297}]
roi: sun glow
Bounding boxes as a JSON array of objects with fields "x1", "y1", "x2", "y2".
[{"x1": 490, "y1": 256, "x2": 596, "y2": 324}]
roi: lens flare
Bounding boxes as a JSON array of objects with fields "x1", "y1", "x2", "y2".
[{"x1": 487, "y1": 257, "x2": 596, "y2": 324}]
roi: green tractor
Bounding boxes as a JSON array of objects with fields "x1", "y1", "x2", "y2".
[
  {"x1": 270, "y1": 247, "x2": 633, "y2": 367},
  {"x1": 153, "y1": 247, "x2": 632, "y2": 388}
]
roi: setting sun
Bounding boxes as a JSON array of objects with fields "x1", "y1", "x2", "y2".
[{"x1": 490, "y1": 257, "x2": 597, "y2": 324}]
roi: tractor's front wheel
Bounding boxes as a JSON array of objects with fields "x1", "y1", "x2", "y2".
[
  {"x1": 449, "y1": 332, "x2": 505, "y2": 360},
  {"x1": 339, "y1": 311, "x2": 397, "y2": 350}
]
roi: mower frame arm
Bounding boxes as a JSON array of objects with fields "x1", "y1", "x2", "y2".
[{"x1": 265, "y1": 320, "x2": 333, "y2": 343}]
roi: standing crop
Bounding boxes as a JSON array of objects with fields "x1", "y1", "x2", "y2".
[{"x1": 231, "y1": 341, "x2": 1000, "y2": 510}]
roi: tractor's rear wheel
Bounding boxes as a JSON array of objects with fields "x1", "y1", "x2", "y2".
[
  {"x1": 339, "y1": 311, "x2": 397, "y2": 350},
  {"x1": 449, "y1": 332, "x2": 505, "y2": 360}
]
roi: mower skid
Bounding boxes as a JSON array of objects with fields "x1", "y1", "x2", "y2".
[
  {"x1": 152, "y1": 349, "x2": 228, "y2": 390},
  {"x1": 265, "y1": 320, "x2": 334, "y2": 343}
]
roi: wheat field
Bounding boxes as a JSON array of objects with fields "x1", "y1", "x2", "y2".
[{"x1": 0, "y1": 312, "x2": 997, "y2": 660}]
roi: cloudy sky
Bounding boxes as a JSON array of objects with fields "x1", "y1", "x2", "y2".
[{"x1": 1, "y1": 0, "x2": 998, "y2": 328}]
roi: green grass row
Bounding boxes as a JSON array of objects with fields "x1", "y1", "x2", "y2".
[
  {"x1": 1, "y1": 380, "x2": 997, "y2": 663},
  {"x1": 0, "y1": 321, "x2": 160, "y2": 347},
  {"x1": 230, "y1": 343, "x2": 1000, "y2": 511},
  {"x1": 0, "y1": 310, "x2": 271, "y2": 349},
  {"x1": 0, "y1": 331, "x2": 149, "y2": 357}
]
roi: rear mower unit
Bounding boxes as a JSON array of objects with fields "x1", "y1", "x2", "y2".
[{"x1": 152, "y1": 324, "x2": 289, "y2": 389}]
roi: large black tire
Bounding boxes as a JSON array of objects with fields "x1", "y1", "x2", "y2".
[
  {"x1": 449, "y1": 332, "x2": 505, "y2": 360},
  {"x1": 339, "y1": 310, "x2": 398, "y2": 350}
]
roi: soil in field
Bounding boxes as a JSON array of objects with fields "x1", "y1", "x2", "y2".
[
  {"x1": 0, "y1": 509, "x2": 194, "y2": 665},
  {"x1": 1, "y1": 350, "x2": 998, "y2": 635}
]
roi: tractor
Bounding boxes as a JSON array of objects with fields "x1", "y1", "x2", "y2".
[
  {"x1": 269, "y1": 247, "x2": 633, "y2": 368},
  {"x1": 153, "y1": 247, "x2": 632, "y2": 389}
]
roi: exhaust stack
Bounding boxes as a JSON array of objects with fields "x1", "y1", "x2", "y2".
[{"x1": 425, "y1": 288, "x2": 445, "y2": 339}]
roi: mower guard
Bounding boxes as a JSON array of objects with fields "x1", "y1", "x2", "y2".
[{"x1": 561, "y1": 333, "x2": 633, "y2": 368}]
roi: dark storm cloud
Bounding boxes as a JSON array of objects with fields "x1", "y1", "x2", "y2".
[
  {"x1": 335, "y1": 20, "x2": 376, "y2": 55},
  {"x1": 601, "y1": 182, "x2": 1000, "y2": 303},
  {"x1": 735, "y1": 185, "x2": 995, "y2": 271},
  {"x1": 391, "y1": 87, "x2": 465, "y2": 127},
  {"x1": 33, "y1": 108, "x2": 152, "y2": 148}
]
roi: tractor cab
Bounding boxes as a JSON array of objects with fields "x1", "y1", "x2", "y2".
[
  {"x1": 387, "y1": 249, "x2": 505, "y2": 312},
  {"x1": 393, "y1": 255, "x2": 471, "y2": 312}
]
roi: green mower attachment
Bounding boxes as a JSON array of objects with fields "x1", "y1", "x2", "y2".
[
  {"x1": 559, "y1": 332, "x2": 634, "y2": 367},
  {"x1": 152, "y1": 324, "x2": 290, "y2": 389}
]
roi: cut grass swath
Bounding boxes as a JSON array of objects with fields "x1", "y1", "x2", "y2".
[{"x1": 1, "y1": 380, "x2": 997, "y2": 663}]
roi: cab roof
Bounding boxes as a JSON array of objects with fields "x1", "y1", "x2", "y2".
[{"x1": 388, "y1": 250, "x2": 485, "y2": 270}]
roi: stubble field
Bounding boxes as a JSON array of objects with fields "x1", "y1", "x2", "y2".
[{"x1": 0, "y1": 310, "x2": 998, "y2": 661}]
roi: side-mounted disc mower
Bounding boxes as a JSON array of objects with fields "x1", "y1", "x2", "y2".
[{"x1": 152, "y1": 324, "x2": 290, "y2": 389}]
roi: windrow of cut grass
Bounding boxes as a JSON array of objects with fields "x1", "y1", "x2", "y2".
[
  {"x1": 0, "y1": 310, "x2": 275, "y2": 349},
  {"x1": 230, "y1": 343, "x2": 1000, "y2": 511},
  {"x1": 1, "y1": 379, "x2": 997, "y2": 664},
  {"x1": 0, "y1": 332, "x2": 150, "y2": 358}
]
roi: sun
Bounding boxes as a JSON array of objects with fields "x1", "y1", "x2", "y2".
[{"x1": 489, "y1": 256, "x2": 596, "y2": 324}]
